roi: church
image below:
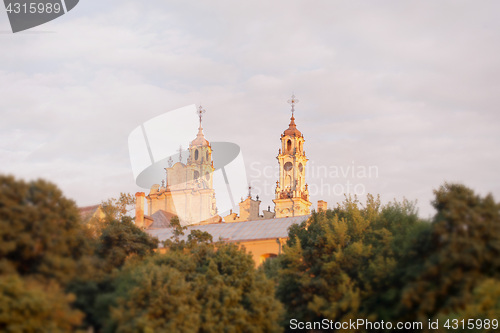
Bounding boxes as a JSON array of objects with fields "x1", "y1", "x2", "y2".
[{"x1": 134, "y1": 96, "x2": 327, "y2": 265}]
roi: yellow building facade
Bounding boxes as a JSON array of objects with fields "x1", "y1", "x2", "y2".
[
  {"x1": 135, "y1": 96, "x2": 323, "y2": 265},
  {"x1": 136, "y1": 106, "x2": 219, "y2": 229}
]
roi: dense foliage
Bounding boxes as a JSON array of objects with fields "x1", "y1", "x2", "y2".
[
  {"x1": 0, "y1": 175, "x2": 91, "y2": 283},
  {"x1": 381, "y1": 184, "x2": 500, "y2": 331},
  {"x1": 264, "y1": 184, "x2": 500, "y2": 332},
  {"x1": 0, "y1": 274, "x2": 83, "y2": 332},
  {"x1": 1, "y1": 174, "x2": 499, "y2": 332},
  {"x1": 263, "y1": 194, "x2": 425, "y2": 330},
  {"x1": 104, "y1": 241, "x2": 283, "y2": 332},
  {"x1": 0, "y1": 175, "x2": 159, "y2": 332}
]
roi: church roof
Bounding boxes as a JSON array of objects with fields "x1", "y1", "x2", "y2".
[
  {"x1": 190, "y1": 126, "x2": 210, "y2": 147},
  {"x1": 146, "y1": 215, "x2": 311, "y2": 244},
  {"x1": 283, "y1": 115, "x2": 302, "y2": 136},
  {"x1": 78, "y1": 204, "x2": 101, "y2": 221},
  {"x1": 148, "y1": 210, "x2": 177, "y2": 229}
]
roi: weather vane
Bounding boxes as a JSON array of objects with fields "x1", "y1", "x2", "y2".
[
  {"x1": 197, "y1": 105, "x2": 206, "y2": 127},
  {"x1": 287, "y1": 94, "x2": 299, "y2": 116}
]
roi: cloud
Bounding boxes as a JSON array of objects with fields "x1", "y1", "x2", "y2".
[{"x1": 0, "y1": 0, "x2": 499, "y2": 216}]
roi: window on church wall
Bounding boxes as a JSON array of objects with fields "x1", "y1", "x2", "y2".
[
  {"x1": 205, "y1": 172, "x2": 210, "y2": 181},
  {"x1": 299, "y1": 141, "x2": 302, "y2": 152},
  {"x1": 284, "y1": 161, "x2": 293, "y2": 172},
  {"x1": 299, "y1": 163, "x2": 303, "y2": 173},
  {"x1": 206, "y1": 151, "x2": 209, "y2": 161},
  {"x1": 195, "y1": 149, "x2": 199, "y2": 160},
  {"x1": 287, "y1": 139, "x2": 292, "y2": 151},
  {"x1": 260, "y1": 253, "x2": 277, "y2": 264},
  {"x1": 194, "y1": 171, "x2": 200, "y2": 179}
]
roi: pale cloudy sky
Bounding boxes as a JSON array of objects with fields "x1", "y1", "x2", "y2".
[{"x1": 1, "y1": 1, "x2": 499, "y2": 218}]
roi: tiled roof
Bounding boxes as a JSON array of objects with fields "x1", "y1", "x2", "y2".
[
  {"x1": 78, "y1": 205, "x2": 100, "y2": 221},
  {"x1": 284, "y1": 115, "x2": 302, "y2": 136},
  {"x1": 147, "y1": 215, "x2": 310, "y2": 244},
  {"x1": 148, "y1": 210, "x2": 177, "y2": 229}
]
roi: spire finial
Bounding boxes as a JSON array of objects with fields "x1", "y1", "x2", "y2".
[
  {"x1": 191, "y1": 106, "x2": 210, "y2": 147},
  {"x1": 197, "y1": 105, "x2": 206, "y2": 128},
  {"x1": 287, "y1": 94, "x2": 299, "y2": 116},
  {"x1": 248, "y1": 185, "x2": 252, "y2": 199},
  {"x1": 178, "y1": 145, "x2": 183, "y2": 162}
]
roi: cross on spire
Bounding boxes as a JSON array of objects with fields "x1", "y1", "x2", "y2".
[
  {"x1": 197, "y1": 105, "x2": 206, "y2": 128},
  {"x1": 178, "y1": 145, "x2": 183, "y2": 162},
  {"x1": 287, "y1": 94, "x2": 299, "y2": 116}
]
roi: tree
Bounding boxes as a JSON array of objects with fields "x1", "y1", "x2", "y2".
[
  {"x1": 101, "y1": 192, "x2": 135, "y2": 221},
  {"x1": 68, "y1": 215, "x2": 159, "y2": 331},
  {"x1": 86, "y1": 192, "x2": 136, "y2": 238},
  {"x1": 381, "y1": 183, "x2": 500, "y2": 328},
  {"x1": 160, "y1": 215, "x2": 214, "y2": 251},
  {"x1": 104, "y1": 242, "x2": 284, "y2": 332},
  {"x1": 187, "y1": 229, "x2": 213, "y2": 245},
  {"x1": 268, "y1": 194, "x2": 427, "y2": 331},
  {"x1": 105, "y1": 261, "x2": 201, "y2": 333},
  {"x1": 47, "y1": 190, "x2": 158, "y2": 332},
  {"x1": 95, "y1": 216, "x2": 159, "y2": 272},
  {"x1": 0, "y1": 274, "x2": 84, "y2": 332},
  {"x1": 0, "y1": 175, "x2": 92, "y2": 284}
]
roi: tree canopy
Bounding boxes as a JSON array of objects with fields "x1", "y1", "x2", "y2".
[
  {"x1": 104, "y1": 241, "x2": 283, "y2": 333},
  {"x1": 0, "y1": 175, "x2": 91, "y2": 283},
  {"x1": 265, "y1": 185, "x2": 500, "y2": 332},
  {"x1": 2, "y1": 174, "x2": 499, "y2": 332},
  {"x1": 265, "y1": 194, "x2": 426, "y2": 330}
]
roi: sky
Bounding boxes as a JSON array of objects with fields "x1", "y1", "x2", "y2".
[{"x1": 1, "y1": 0, "x2": 499, "y2": 218}]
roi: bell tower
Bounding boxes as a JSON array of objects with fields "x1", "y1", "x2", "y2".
[
  {"x1": 186, "y1": 105, "x2": 214, "y2": 190},
  {"x1": 158, "y1": 105, "x2": 218, "y2": 225},
  {"x1": 273, "y1": 95, "x2": 311, "y2": 218}
]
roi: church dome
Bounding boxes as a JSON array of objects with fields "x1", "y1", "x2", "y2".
[
  {"x1": 190, "y1": 127, "x2": 210, "y2": 147},
  {"x1": 283, "y1": 115, "x2": 302, "y2": 136}
]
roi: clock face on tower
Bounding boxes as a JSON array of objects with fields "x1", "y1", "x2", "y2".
[{"x1": 284, "y1": 161, "x2": 293, "y2": 171}]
